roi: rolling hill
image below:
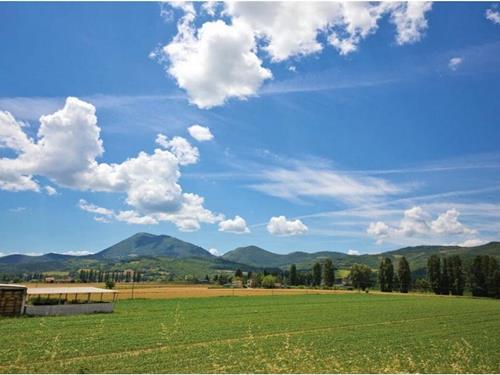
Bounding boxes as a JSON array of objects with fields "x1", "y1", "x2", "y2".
[
  {"x1": 95, "y1": 232, "x2": 213, "y2": 260},
  {"x1": 222, "y1": 242, "x2": 500, "y2": 274},
  {"x1": 0, "y1": 232, "x2": 499, "y2": 279},
  {"x1": 0, "y1": 233, "x2": 265, "y2": 278}
]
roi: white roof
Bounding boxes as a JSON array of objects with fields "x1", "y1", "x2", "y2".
[
  {"x1": 27, "y1": 287, "x2": 117, "y2": 295},
  {"x1": 0, "y1": 283, "x2": 27, "y2": 290}
]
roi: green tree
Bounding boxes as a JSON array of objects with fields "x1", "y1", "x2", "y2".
[
  {"x1": 350, "y1": 264, "x2": 372, "y2": 291},
  {"x1": 441, "y1": 257, "x2": 450, "y2": 295},
  {"x1": 414, "y1": 278, "x2": 431, "y2": 292},
  {"x1": 261, "y1": 275, "x2": 277, "y2": 289},
  {"x1": 105, "y1": 279, "x2": 115, "y2": 289},
  {"x1": 486, "y1": 257, "x2": 499, "y2": 298},
  {"x1": 448, "y1": 255, "x2": 464, "y2": 296},
  {"x1": 379, "y1": 258, "x2": 394, "y2": 292},
  {"x1": 493, "y1": 270, "x2": 500, "y2": 299},
  {"x1": 397, "y1": 256, "x2": 411, "y2": 293},
  {"x1": 469, "y1": 255, "x2": 498, "y2": 297},
  {"x1": 234, "y1": 268, "x2": 243, "y2": 278},
  {"x1": 471, "y1": 255, "x2": 499, "y2": 298},
  {"x1": 312, "y1": 262, "x2": 322, "y2": 287},
  {"x1": 428, "y1": 255, "x2": 441, "y2": 294},
  {"x1": 322, "y1": 259, "x2": 335, "y2": 287},
  {"x1": 289, "y1": 264, "x2": 298, "y2": 286}
]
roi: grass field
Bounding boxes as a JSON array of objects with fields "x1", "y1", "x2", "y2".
[{"x1": 1, "y1": 293, "x2": 499, "y2": 373}]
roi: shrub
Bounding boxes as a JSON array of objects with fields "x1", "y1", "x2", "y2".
[
  {"x1": 105, "y1": 279, "x2": 116, "y2": 289},
  {"x1": 261, "y1": 275, "x2": 277, "y2": 289}
]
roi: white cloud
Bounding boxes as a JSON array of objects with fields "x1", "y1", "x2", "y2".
[
  {"x1": 251, "y1": 164, "x2": 401, "y2": 204},
  {"x1": 347, "y1": 249, "x2": 360, "y2": 256},
  {"x1": 161, "y1": 2, "x2": 432, "y2": 108},
  {"x1": 227, "y1": 2, "x2": 342, "y2": 61},
  {"x1": 431, "y1": 208, "x2": 475, "y2": 235},
  {"x1": 387, "y1": 2, "x2": 432, "y2": 45},
  {"x1": 188, "y1": 124, "x2": 214, "y2": 142},
  {"x1": 163, "y1": 7, "x2": 272, "y2": 108},
  {"x1": 78, "y1": 199, "x2": 114, "y2": 216},
  {"x1": 115, "y1": 210, "x2": 158, "y2": 225},
  {"x1": 448, "y1": 57, "x2": 463, "y2": 71},
  {"x1": 367, "y1": 206, "x2": 476, "y2": 244},
  {"x1": 458, "y1": 238, "x2": 487, "y2": 247},
  {"x1": 367, "y1": 221, "x2": 390, "y2": 244},
  {"x1": 267, "y1": 215, "x2": 308, "y2": 236},
  {"x1": 94, "y1": 216, "x2": 111, "y2": 224},
  {"x1": 208, "y1": 248, "x2": 220, "y2": 256},
  {"x1": 226, "y1": 2, "x2": 431, "y2": 59},
  {"x1": 486, "y1": 8, "x2": 500, "y2": 24},
  {"x1": 0, "y1": 97, "x2": 221, "y2": 232},
  {"x1": 218, "y1": 215, "x2": 250, "y2": 234},
  {"x1": 62, "y1": 250, "x2": 94, "y2": 256},
  {"x1": 45, "y1": 186, "x2": 57, "y2": 195},
  {"x1": 397, "y1": 206, "x2": 431, "y2": 237},
  {"x1": 9, "y1": 206, "x2": 26, "y2": 213},
  {"x1": 202, "y1": 2, "x2": 220, "y2": 17},
  {"x1": 155, "y1": 133, "x2": 199, "y2": 165}
]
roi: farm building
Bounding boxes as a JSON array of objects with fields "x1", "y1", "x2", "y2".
[
  {"x1": 25, "y1": 286, "x2": 118, "y2": 316},
  {"x1": 0, "y1": 284, "x2": 27, "y2": 316},
  {"x1": 0, "y1": 284, "x2": 118, "y2": 316}
]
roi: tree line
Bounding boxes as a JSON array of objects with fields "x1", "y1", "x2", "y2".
[
  {"x1": 223, "y1": 254, "x2": 500, "y2": 298},
  {"x1": 428, "y1": 254, "x2": 499, "y2": 298},
  {"x1": 78, "y1": 269, "x2": 143, "y2": 283}
]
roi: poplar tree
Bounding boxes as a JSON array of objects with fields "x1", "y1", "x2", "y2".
[
  {"x1": 441, "y1": 257, "x2": 450, "y2": 295},
  {"x1": 397, "y1": 256, "x2": 411, "y2": 293},
  {"x1": 312, "y1": 262, "x2": 322, "y2": 287},
  {"x1": 449, "y1": 255, "x2": 464, "y2": 296},
  {"x1": 350, "y1": 264, "x2": 373, "y2": 291},
  {"x1": 323, "y1": 259, "x2": 335, "y2": 287},
  {"x1": 289, "y1": 264, "x2": 298, "y2": 286},
  {"x1": 471, "y1": 255, "x2": 499, "y2": 297},
  {"x1": 428, "y1": 255, "x2": 441, "y2": 294},
  {"x1": 379, "y1": 258, "x2": 394, "y2": 292}
]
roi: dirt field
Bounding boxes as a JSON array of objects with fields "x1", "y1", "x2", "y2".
[{"x1": 25, "y1": 282, "x2": 350, "y2": 301}]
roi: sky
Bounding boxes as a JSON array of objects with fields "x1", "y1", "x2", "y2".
[{"x1": 0, "y1": 2, "x2": 500, "y2": 257}]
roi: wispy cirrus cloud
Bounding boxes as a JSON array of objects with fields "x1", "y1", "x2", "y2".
[{"x1": 250, "y1": 163, "x2": 403, "y2": 205}]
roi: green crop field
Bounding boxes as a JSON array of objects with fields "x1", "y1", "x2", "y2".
[{"x1": 1, "y1": 293, "x2": 499, "y2": 373}]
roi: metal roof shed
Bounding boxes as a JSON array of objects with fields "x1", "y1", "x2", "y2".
[{"x1": 25, "y1": 286, "x2": 118, "y2": 316}]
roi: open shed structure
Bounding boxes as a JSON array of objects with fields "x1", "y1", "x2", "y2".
[
  {"x1": 0, "y1": 284, "x2": 27, "y2": 316},
  {"x1": 25, "y1": 286, "x2": 118, "y2": 316}
]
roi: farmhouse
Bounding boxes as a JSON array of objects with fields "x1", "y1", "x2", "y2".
[{"x1": 0, "y1": 284, "x2": 118, "y2": 316}]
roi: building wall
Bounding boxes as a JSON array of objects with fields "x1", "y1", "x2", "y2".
[{"x1": 0, "y1": 288, "x2": 27, "y2": 316}]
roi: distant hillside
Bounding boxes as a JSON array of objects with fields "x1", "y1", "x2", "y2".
[
  {"x1": 0, "y1": 232, "x2": 499, "y2": 279},
  {"x1": 0, "y1": 233, "x2": 267, "y2": 277},
  {"x1": 94, "y1": 232, "x2": 213, "y2": 260},
  {"x1": 222, "y1": 242, "x2": 500, "y2": 274},
  {"x1": 223, "y1": 246, "x2": 358, "y2": 269},
  {"x1": 222, "y1": 246, "x2": 289, "y2": 268}
]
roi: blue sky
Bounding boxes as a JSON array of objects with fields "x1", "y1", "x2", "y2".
[{"x1": 0, "y1": 2, "x2": 499, "y2": 256}]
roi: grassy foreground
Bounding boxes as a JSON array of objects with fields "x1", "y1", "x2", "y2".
[{"x1": 1, "y1": 293, "x2": 499, "y2": 373}]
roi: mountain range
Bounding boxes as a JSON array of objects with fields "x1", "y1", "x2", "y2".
[{"x1": 1, "y1": 232, "x2": 499, "y2": 279}]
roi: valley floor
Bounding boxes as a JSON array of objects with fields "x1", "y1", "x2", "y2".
[{"x1": 1, "y1": 293, "x2": 499, "y2": 373}]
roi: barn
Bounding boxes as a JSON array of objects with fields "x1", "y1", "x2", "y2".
[{"x1": 0, "y1": 284, "x2": 27, "y2": 316}]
